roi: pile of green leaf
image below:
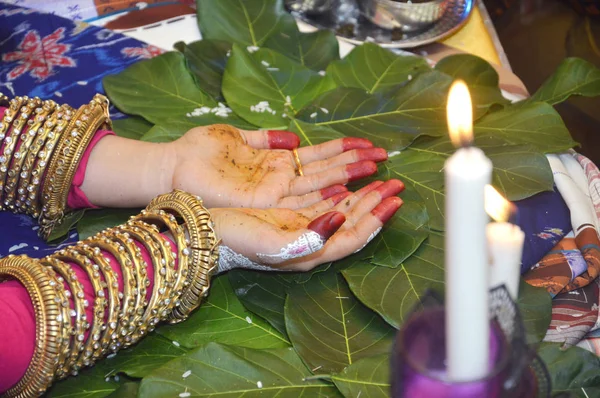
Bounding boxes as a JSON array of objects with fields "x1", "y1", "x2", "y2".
[{"x1": 46, "y1": 0, "x2": 600, "y2": 397}]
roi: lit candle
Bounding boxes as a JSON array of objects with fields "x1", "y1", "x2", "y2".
[
  {"x1": 445, "y1": 80, "x2": 492, "y2": 382},
  {"x1": 485, "y1": 185, "x2": 525, "y2": 300}
]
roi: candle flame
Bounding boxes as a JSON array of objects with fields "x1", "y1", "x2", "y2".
[
  {"x1": 447, "y1": 80, "x2": 473, "y2": 148},
  {"x1": 485, "y1": 185, "x2": 517, "y2": 223}
]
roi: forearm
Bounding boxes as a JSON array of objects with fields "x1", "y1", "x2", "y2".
[
  {"x1": 80, "y1": 135, "x2": 176, "y2": 208},
  {"x1": 0, "y1": 191, "x2": 218, "y2": 397}
]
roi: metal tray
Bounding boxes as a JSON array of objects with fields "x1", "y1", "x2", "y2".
[{"x1": 289, "y1": 0, "x2": 474, "y2": 48}]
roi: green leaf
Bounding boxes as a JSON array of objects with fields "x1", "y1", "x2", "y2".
[
  {"x1": 474, "y1": 102, "x2": 577, "y2": 153},
  {"x1": 264, "y1": 14, "x2": 340, "y2": 71},
  {"x1": 538, "y1": 343, "x2": 600, "y2": 397},
  {"x1": 529, "y1": 58, "x2": 600, "y2": 105},
  {"x1": 139, "y1": 342, "x2": 342, "y2": 397},
  {"x1": 77, "y1": 209, "x2": 140, "y2": 240},
  {"x1": 383, "y1": 136, "x2": 555, "y2": 231},
  {"x1": 223, "y1": 45, "x2": 335, "y2": 128},
  {"x1": 106, "y1": 382, "x2": 139, "y2": 398},
  {"x1": 104, "y1": 333, "x2": 189, "y2": 378},
  {"x1": 331, "y1": 355, "x2": 391, "y2": 398},
  {"x1": 181, "y1": 39, "x2": 232, "y2": 100},
  {"x1": 48, "y1": 209, "x2": 85, "y2": 243},
  {"x1": 285, "y1": 270, "x2": 395, "y2": 373},
  {"x1": 517, "y1": 280, "x2": 552, "y2": 345},
  {"x1": 141, "y1": 114, "x2": 257, "y2": 143},
  {"x1": 342, "y1": 232, "x2": 445, "y2": 329},
  {"x1": 157, "y1": 275, "x2": 290, "y2": 349},
  {"x1": 296, "y1": 71, "x2": 452, "y2": 151},
  {"x1": 228, "y1": 269, "x2": 294, "y2": 337},
  {"x1": 289, "y1": 119, "x2": 345, "y2": 146},
  {"x1": 103, "y1": 52, "x2": 216, "y2": 124},
  {"x1": 327, "y1": 42, "x2": 430, "y2": 93},
  {"x1": 111, "y1": 117, "x2": 153, "y2": 140},
  {"x1": 197, "y1": 0, "x2": 291, "y2": 47},
  {"x1": 46, "y1": 361, "x2": 122, "y2": 398},
  {"x1": 435, "y1": 53, "x2": 509, "y2": 115},
  {"x1": 335, "y1": 197, "x2": 429, "y2": 270}
]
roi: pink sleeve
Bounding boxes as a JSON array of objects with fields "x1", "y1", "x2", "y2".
[
  {"x1": 0, "y1": 236, "x2": 173, "y2": 393},
  {"x1": 67, "y1": 130, "x2": 115, "y2": 209}
]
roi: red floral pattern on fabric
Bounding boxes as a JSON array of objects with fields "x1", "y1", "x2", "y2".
[
  {"x1": 2, "y1": 27, "x2": 76, "y2": 81},
  {"x1": 121, "y1": 45, "x2": 164, "y2": 59}
]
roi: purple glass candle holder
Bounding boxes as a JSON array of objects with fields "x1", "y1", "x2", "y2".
[{"x1": 390, "y1": 287, "x2": 551, "y2": 398}]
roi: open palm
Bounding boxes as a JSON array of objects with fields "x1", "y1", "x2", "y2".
[{"x1": 169, "y1": 124, "x2": 388, "y2": 209}]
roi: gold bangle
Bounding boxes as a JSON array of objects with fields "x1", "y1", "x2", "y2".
[
  {"x1": 14, "y1": 100, "x2": 57, "y2": 212},
  {"x1": 103, "y1": 229, "x2": 151, "y2": 347},
  {"x1": 117, "y1": 220, "x2": 173, "y2": 337},
  {"x1": 27, "y1": 106, "x2": 74, "y2": 217},
  {"x1": 144, "y1": 190, "x2": 219, "y2": 323},
  {"x1": 5, "y1": 99, "x2": 48, "y2": 209},
  {"x1": 39, "y1": 257, "x2": 88, "y2": 379},
  {"x1": 0, "y1": 97, "x2": 28, "y2": 205},
  {"x1": 83, "y1": 234, "x2": 140, "y2": 352},
  {"x1": 1, "y1": 97, "x2": 41, "y2": 210},
  {"x1": 72, "y1": 244, "x2": 121, "y2": 357},
  {"x1": 0, "y1": 255, "x2": 69, "y2": 398},
  {"x1": 50, "y1": 248, "x2": 108, "y2": 368},
  {"x1": 39, "y1": 94, "x2": 111, "y2": 239}
]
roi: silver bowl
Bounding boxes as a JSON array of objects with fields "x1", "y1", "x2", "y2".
[{"x1": 358, "y1": 0, "x2": 449, "y2": 32}]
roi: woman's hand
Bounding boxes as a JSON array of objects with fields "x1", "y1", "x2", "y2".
[
  {"x1": 169, "y1": 124, "x2": 388, "y2": 209},
  {"x1": 212, "y1": 179, "x2": 404, "y2": 272}
]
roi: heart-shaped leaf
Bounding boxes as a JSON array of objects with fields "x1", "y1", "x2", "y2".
[
  {"x1": 296, "y1": 71, "x2": 452, "y2": 150},
  {"x1": 518, "y1": 280, "x2": 552, "y2": 345},
  {"x1": 139, "y1": 342, "x2": 343, "y2": 397},
  {"x1": 264, "y1": 15, "x2": 340, "y2": 71},
  {"x1": 103, "y1": 52, "x2": 216, "y2": 124},
  {"x1": 538, "y1": 343, "x2": 600, "y2": 397},
  {"x1": 383, "y1": 136, "x2": 555, "y2": 231},
  {"x1": 434, "y1": 53, "x2": 509, "y2": 115},
  {"x1": 228, "y1": 269, "x2": 294, "y2": 337},
  {"x1": 111, "y1": 117, "x2": 153, "y2": 140},
  {"x1": 46, "y1": 361, "x2": 122, "y2": 398},
  {"x1": 157, "y1": 275, "x2": 290, "y2": 349},
  {"x1": 285, "y1": 269, "x2": 395, "y2": 373},
  {"x1": 104, "y1": 333, "x2": 189, "y2": 378},
  {"x1": 180, "y1": 39, "x2": 232, "y2": 101},
  {"x1": 331, "y1": 354, "x2": 391, "y2": 398},
  {"x1": 141, "y1": 114, "x2": 257, "y2": 143},
  {"x1": 77, "y1": 209, "x2": 140, "y2": 240},
  {"x1": 474, "y1": 102, "x2": 577, "y2": 153},
  {"x1": 528, "y1": 58, "x2": 600, "y2": 105},
  {"x1": 327, "y1": 42, "x2": 429, "y2": 93},
  {"x1": 223, "y1": 45, "x2": 335, "y2": 127},
  {"x1": 342, "y1": 231, "x2": 444, "y2": 329},
  {"x1": 197, "y1": 0, "x2": 291, "y2": 47}
]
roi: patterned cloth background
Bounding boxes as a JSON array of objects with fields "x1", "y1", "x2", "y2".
[{"x1": 0, "y1": 3, "x2": 159, "y2": 258}]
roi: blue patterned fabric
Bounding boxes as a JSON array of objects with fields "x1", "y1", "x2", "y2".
[{"x1": 0, "y1": 3, "x2": 158, "y2": 258}]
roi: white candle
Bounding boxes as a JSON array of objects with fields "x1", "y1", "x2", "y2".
[
  {"x1": 445, "y1": 81, "x2": 492, "y2": 382},
  {"x1": 485, "y1": 185, "x2": 525, "y2": 300}
]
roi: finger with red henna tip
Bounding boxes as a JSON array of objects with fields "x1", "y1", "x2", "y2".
[
  {"x1": 238, "y1": 129, "x2": 300, "y2": 149},
  {"x1": 298, "y1": 191, "x2": 353, "y2": 218},
  {"x1": 278, "y1": 185, "x2": 347, "y2": 210},
  {"x1": 374, "y1": 179, "x2": 405, "y2": 199},
  {"x1": 307, "y1": 211, "x2": 346, "y2": 240},
  {"x1": 289, "y1": 161, "x2": 378, "y2": 196},
  {"x1": 372, "y1": 196, "x2": 403, "y2": 224},
  {"x1": 340, "y1": 182, "x2": 404, "y2": 226},
  {"x1": 297, "y1": 137, "x2": 374, "y2": 164},
  {"x1": 302, "y1": 147, "x2": 388, "y2": 175}
]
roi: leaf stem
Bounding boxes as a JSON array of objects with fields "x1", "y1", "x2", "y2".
[{"x1": 303, "y1": 374, "x2": 332, "y2": 382}]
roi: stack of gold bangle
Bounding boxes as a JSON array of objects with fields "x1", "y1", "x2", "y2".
[
  {"x1": 0, "y1": 93, "x2": 111, "y2": 238},
  {"x1": 0, "y1": 191, "x2": 219, "y2": 397}
]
